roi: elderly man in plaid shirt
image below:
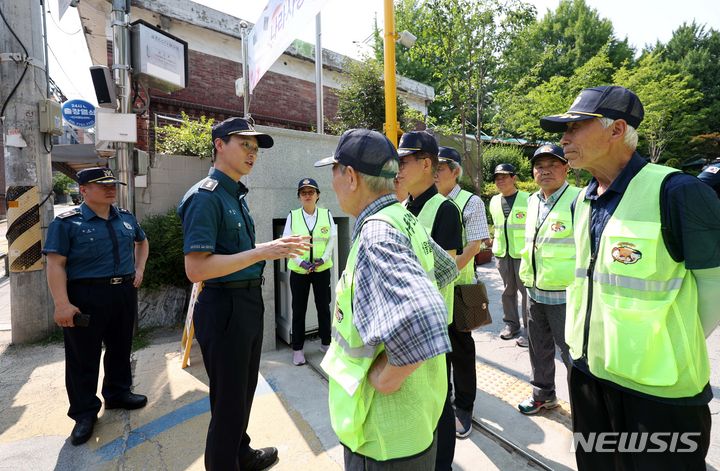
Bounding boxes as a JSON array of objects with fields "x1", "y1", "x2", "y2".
[{"x1": 316, "y1": 129, "x2": 458, "y2": 470}]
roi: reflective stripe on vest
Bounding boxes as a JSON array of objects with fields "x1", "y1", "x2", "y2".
[
  {"x1": 451, "y1": 189, "x2": 477, "y2": 285},
  {"x1": 415, "y1": 193, "x2": 458, "y2": 323},
  {"x1": 320, "y1": 202, "x2": 447, "y2": 461},
  {"x1": 518, "y1": 185, "x2": 580, "y2": 291},
  {"x1": 489, "y1": 191, "x2": 529, "y2": 258},
  {"x1": 566, "y1": 163, "x2": 709, "y2": 398},
  {"x1": 287, "y1": 207, "x2": 334, "y2": 274}
]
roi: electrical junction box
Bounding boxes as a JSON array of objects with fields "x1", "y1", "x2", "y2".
[{"x1": 38, "y1": 99, "x2": 63, "y2": 135}]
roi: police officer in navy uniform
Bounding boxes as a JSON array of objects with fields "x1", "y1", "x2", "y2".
[
  {"x1": 43, "y1": 167, "x2": 149, "y2": 446},
  {"x1": 177, "y1": 117, "x2": 310, "y2": 471},
  {"x1": 698, "y1": 158, "x2": 720, "y2": 198}
]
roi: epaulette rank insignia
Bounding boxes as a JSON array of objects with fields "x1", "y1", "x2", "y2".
[
  {"x1": 200, "y1": 178, "x2": 219, "y2": 192},
  {"x1": 58, "y1": 209, "x2": 80, "y2": 219}
]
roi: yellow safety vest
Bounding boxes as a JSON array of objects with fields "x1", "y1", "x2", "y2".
[
  {"x1": 519, "y1": 185, "x2": 581, "y2": 291},
  {"x1": 412, "y1": 193, "x2": 459, "y2": 323},
  {"x1": 287, "y1": 207, "x2": 334, "y2": 274},
  {"x1": 321, "y1": 203, "x2": 447, "y2": 461},
  {"x1": 489, "y1": 191, "x2": 529, "y2": 258},
  {"x1": 566, "y1": 164, "x2": 709, "y2": 398},
  {"x1": 450, "y1": 189, "x2": 477, "y2": 285}
]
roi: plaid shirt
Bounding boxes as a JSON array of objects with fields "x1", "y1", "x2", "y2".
[
  {"x1": 527, "y1": 181, "x2": 569, "y2": 305},
  {"x1": 351, "y1": 194, "x2": 455, "y2": 366},
  {"x1": 449, "y1": 185, "x2": 490, "y2": 242}
]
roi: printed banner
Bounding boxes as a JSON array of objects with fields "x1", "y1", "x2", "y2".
[{"x1": 248, "y1": 0, "x2": 330, "y2": 94}]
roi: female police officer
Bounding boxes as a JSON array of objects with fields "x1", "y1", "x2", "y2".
[
  {"x1": 43, "y1": 167, "x2": 149, "y2": 446},
  {"x1": 178, "y1": 117, "x2": 309, "y2": 470}
]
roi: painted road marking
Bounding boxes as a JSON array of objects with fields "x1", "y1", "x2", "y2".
[{"x1": 96, "y1": 374, "x2": 274, "y2": 461}]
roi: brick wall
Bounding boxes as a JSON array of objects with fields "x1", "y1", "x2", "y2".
[{"x1": 109, "y1": 44, "x2": 339, "y2": 152}]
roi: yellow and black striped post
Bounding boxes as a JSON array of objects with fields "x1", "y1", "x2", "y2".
[{"x1": 6, "y1": 186, "x2": 43, "y2": 272}]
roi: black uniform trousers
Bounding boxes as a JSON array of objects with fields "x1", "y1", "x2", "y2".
[
  {"x1": 63, "y1": 279, "x2": 137, "y2": 421},
  {"x1": 569, "y1": 366, "x2": 711, "y2": 471},
  {"x1": 194, "y1": 285, "x2": 264, "y2": 471},
  {"x1": 448, "y1": 321, "x2": 477, "y2": 413},
  {"x1": 290, "y1": 269, "x2": 332, "y2": 350},
  {"x1": 435, "y1": 354, "x2": 456, "y2": 471}
]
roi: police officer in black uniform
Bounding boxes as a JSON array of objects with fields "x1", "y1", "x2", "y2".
[
  {"x1": 43, "y1": 167, "x2": 149, "y2": 446},
  {"x1": 177, "y1": 117, "x2": 309, "y2": 471}
]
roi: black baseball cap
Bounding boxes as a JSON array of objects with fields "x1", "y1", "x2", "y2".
[
  {"x1": 314, "y1": 129, "x2": 398, "y2": 178},
  {"x1": 493, "y1": 163, "x2": 517, "y2": 178},
  {"x1": 77, "y1": 167, "x2": 126, "y2": 185},
  {"x1": 211, "y1": 117, "x2": 274, "y2": 148},
  {"x1": 397, "y1": 131, "x2": 439, "y2": 157},
  {"x1": 540, "y1": 85, "x2": 644, "y2": 133},
  {"x1": 297, "y1": 178, "x2": 319, "y2": 191},
  {"x1": 438, "y1": 146, "x2": 462, "y2": 165},
  {"x1": 531, "y1": 144, "x2": 567, "y2": 164}
]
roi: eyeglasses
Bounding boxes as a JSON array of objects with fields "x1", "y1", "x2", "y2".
[
  {"x1": 398, "y1": 156, "x2": 425, "y2": 170},
  {"x1": 299, "y1": 190, "x2": 317, "y2": 196},
  {"x1": 231, "y1": 137, "x2": 259, "y2": 154},
  {"x1": 240, "y1": 141, "x2": 259, "y2": 153}
]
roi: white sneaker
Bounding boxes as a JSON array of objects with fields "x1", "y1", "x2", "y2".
[
  {"x1": 320, "y1": 344, "x2": 329, "y2": 353},
  {"x1": 292, "y1": 350, "x2": 306, "y2": 366}
]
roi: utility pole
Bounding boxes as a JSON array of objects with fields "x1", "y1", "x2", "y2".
[
  {"x1": 0, "y1": 0, "x2": 55, "y2": 342},
  {"x1": 314, "y1": 13, "x2": 324, "y2": 135},
  {"x1": 111, "y1": 0, "x2": 134, "y2": 211},
  {"x1": 240, "y1": 21, "x2": 250, "y2": 118},
  {"x1": 383, "y1": 0, "x2": 399, "y2": 147}
]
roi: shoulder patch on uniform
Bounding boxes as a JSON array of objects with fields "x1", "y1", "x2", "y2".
[
  {"x1": 118, "y1": 208, "x2": 131, "y2": 214},
  {"x1": 199, "y1": 178, "x2": 218, "y2": 192},
  {"x1": 57, "y1": 209, "x2": 80, "y2": 219}
]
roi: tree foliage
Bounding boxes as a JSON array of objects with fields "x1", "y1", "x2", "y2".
[
  {"x1": 330, "y1": 57, "x2": 416, "y2": 135},
  {"x1": 156, "y1": 112, "x2": 214, "y2": 159}
]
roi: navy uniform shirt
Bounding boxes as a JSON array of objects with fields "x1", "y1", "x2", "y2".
[
  {"x1": 43, "y1": 203, "x2": 146, "y2": 280},
  {"x1": 177, "y1": 167, "x2": 265, "y2": 282},
  {"x1": 572, "y1": 152, "x2": 720, "y2": 405},
  {"x1": 698, "y1": 161, "x2": 720, "y2": 198}
]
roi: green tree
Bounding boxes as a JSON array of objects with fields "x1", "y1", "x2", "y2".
[
  {"x1": 330, "y1": 57, "x2": 415, "y2": 134},
  {"x1": 614, "y1": 53, "x2": 703, "y2": 162},
  {"x1": 393, "y1": 0, "x2": 535, "y2": 187},
  {"x1": 493, "y1": 45, "x2": 615, "y2": 141},
  {"x1": 156, "y1": 112, "x2": 214, "y2": 159},
  {"x1": 500, "y1": 0, "x2": 634, "y2": 88}
]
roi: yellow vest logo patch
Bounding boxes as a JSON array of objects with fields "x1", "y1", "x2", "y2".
[
  {"x1": 335, "y1": 306, "x2": 344, "y2": 323},
  {"x1": 550, "y1": 221, "x2": 566, "y2": 232},
  {"x1": 612, "y1": 242, "x2": 642, "y2": 265},
  {"x1": 515, "y1": 211, "x2": 526, "y2": 219}
]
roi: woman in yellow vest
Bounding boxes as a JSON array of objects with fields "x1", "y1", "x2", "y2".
[{"x1": 282, "y1": 178, "x2": 336, "y2": 366}]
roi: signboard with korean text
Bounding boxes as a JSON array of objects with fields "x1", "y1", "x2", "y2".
[
  {"x1": 61, "y1": 99, "x2": 96, "y2": 129},
  {"x1": 248, "y1": 0, "x2": 330, "y2": 94},
  {"x1": 130, "y1": 20, "x2": 188, "y2": 93}
]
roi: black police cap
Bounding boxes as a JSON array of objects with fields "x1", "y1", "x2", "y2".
[
  {"x1": 531, "y1": 144, "x2": 567, "y2": 164},
  {"x1": 397, "y1": 131, "x2": 439, "y2": 157},
  {"x1": 493, "y1": 163, "x2": 517, "y2": 178},
  {"x1": 77, "y1": 167, "x2": 126, "y2": 185},
  {"x1": 211, "y1": 117, "x2": 274, "y2": 148}
]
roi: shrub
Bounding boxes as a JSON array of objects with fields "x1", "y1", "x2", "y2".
[
  {"x1": 140, "y1": 209, "x2": 188, "y2": 290},
  {"x1": 53, "y1": 172, "x2": 74, "y2": 195},
  {"x1": 156, "y1": 112, "x2": 214, "y2": 159},
  {"x1": 482, "y1": 145, "x2": 531, "y2": 181}
]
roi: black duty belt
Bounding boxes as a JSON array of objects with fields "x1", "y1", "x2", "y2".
[
  {"x1": 203, "y1": 277, "x2": 264, "y2": 289},
  {"x1": 70, "y1": 274, "x2": 135, "y2": 285}
]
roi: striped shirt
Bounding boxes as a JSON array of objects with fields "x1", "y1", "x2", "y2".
[
  {"x1": 351, "y1": 194, "x2": 456, "y2": 366},
  {"x1": 449, "y1": 185, "x2": 490, "y2": 242},
  {"x1": 527, "y1": 181, "x2": 569, "y2": 305}
]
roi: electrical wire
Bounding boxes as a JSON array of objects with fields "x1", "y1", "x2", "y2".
[
  {"x1": 46, "y1": 4, "x2": 82, "y2": 36},
  {"x1": 0, "y1": 5, "x2": 30, "y2": 119}
]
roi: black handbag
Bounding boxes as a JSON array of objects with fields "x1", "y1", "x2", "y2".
[{"x1": 453, "y1": 282, "x2": 492, "y2": 332}]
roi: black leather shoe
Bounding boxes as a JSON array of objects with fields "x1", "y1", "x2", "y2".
[
  {"x1": 105, "y1": 392, "x2": 148, "y2": 410},
  {"x1": 70, "y1": 416, "x2": 96, "y2": 446},
  {"x1": 239, "y1": 447, "x2": 279, "y2": 470}
]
